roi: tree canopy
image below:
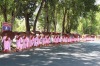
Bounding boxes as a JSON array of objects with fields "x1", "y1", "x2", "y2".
[{"x1": 0, "y1": 0, "x2": 99, "y2": 35}]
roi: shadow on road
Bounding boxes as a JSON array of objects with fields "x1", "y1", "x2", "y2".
[{"x1": 0, "y1": 42, "x2": 100, "y2": 66}]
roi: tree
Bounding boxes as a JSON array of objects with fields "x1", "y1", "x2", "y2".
[
  {"x1": 15, "y1": 0, "x2": 37, "y2": 32},
  {"x1": 33, "y1": 0, "x2": 45, "y2": 32},
  {"x1": 0, "y1": 0, "x2": 14, "y2": 22}
]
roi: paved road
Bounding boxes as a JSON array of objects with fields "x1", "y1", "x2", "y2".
[{"x1": 0, "y1": 41, "x2": 100, "y2": 66}]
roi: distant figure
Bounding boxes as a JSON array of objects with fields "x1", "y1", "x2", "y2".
[
  {"x1": 16, "y1": 33, "x2": 23, "y2": 51},
  {"x1": 29, "y1": 33, "x2": 34, "y2": 48},
  {"x1": 2, "y1": 33, "x2": 11, "y2": 52}
]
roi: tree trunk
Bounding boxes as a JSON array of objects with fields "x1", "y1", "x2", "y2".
[
  {"x1": 53, "y1": 19, "x2": 56, "y2": 32},
  {"x1": 11, "y1": 11, "x2": 15, "y2": 31},
  {"x1": 3, "y1": 10, "x2": 7, "y2": 22},
  {"x1": 65, "y1": 10, "x2": 70, "y2": 34},
  {"x1": 53, "y1": 6, "x2": 57, "y2": 32},
  {"x1": 1, "y1": 5, "x2": 7, "y2": 22},
  {"x1": 25, "y1": 13, "x2": 30, "y2": 32},
  {"x1": 33, "y1": 0, "x2": 44, "y2": 32},
  {"x1": 44, "y1": 17, "x2": 46, "y2": 32},
  {"x1": 47, "y1": 16, "x2": 50, "y2": 32},
  {"x1": 44, "y1": 0, "x2": 50, "y2": 32},
  {"x1": 62, "y1": 8, "x2": 67, "y2": 33}
]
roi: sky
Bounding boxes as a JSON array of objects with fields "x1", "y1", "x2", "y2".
[{"x1": 95, "y1": 0, "x2": 100, "y2": 5}]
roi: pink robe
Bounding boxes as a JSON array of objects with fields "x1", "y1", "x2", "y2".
[
  {"x1": 16, "y1": 36, "x2": 23, "y2": 50},
  {"x1": 34, "y1": 37, "x2": 38, "y2": 47},
  {"x1": 58, "y1": 36, "x2": 61, "y2": 43},
  {"x1": 65, "y1": 37, "x2": 68, "y2": 43},
  {"x1": 67, "y1": 37, "x2": 70, "y2": 43},
  {"x1": 62, "y1": 37, "x2": 65, "y2": 43},
  {"x1": 46, "y1": 37, "x2": 48, "y2": 44},
  {"x1": 41, "y1": 37, "x2": 45, "y2": 45},
  {"x1": 53, "y1": 37, "x2": 56, "y2": 43},
  {"x1": 48, "y1": 37, "x2": 51, "y2": 44},
  {"x1": 39, "y1": 37, "x2": 42, "y2": 45},
  {"x1": 40, "y1": 37, "x2": 42, "y2": 45},
  {"x1": 56, "y1": 37, "x2": 59, "y2": 43},
  {"x1": 22, "y1": 37, "x2": 29, "y2": 49},
  {"x1": 25, "y1": 37, "x2": 29, "y2": 48},
  {"x1": 38, "y1": 37, "x2": 41, "y2": 46},
  {"x1": 46, "y1": 37, "x2": 50, "y2": 44},
  {"x1": 64, "y1": 37, "x2": 66, "y2": 43},
  {"x1": 42, "y1": 37, "x2": 46, "y2": 45},
  {"x1": 2, "y1": 36, "x2": 11, "y2": 51},
  {"x1": 29, "y1": 36, "x2": 34, "y2": 47},
  {"x1": 16, "y1": 35, "x2": 20, "y2": 49},
  {"x1": 22, "y1": 38, "x2": 26, "y2": 49}
]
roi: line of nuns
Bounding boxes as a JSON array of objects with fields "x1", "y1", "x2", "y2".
[{"x1": 1, "y1": 31, "x2": 95, "y2": 53}]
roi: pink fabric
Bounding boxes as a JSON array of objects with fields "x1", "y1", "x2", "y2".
[
  {"x1": 38, "y1": 37, "x2": 41, "y2": 46},
  {"x1": 58, "y1": 36, "x2": 61, "y2": 43},
  {"x1": 2, "y1": 36, "x2": 11, "y2": 51},
  {"x1": 29, "y1": 36, "x2": 34, "y2": 47},
  {"x1": 42, "y1": 37, "x2": 46, "y2": 45},
  {"x1": 39, "y1": 37, "x2": 42, "y2": 45},
  {"x1": 56, "y1": 37, "x2": 59, "y2": 43},
  {"x1": 55, "y1": 37, "x2": 57, "y2": 43},
  {"x1": 62, "y1": 37, "x2": 65, "y2": 42},
  {"x1": 22, "y1": 37, "x2": 29, "y2": 49},
  {"x1": 45, "y1": 36, "x2": 48, "y2": 44},
  {"x1": 68, "y1": 37, "x2": 70, "y2": 43},
  {"x1": 18, "y1": 37, "x2": 23, "y2": 50},
  {"x1": 37, "y1": 37, "x2": 41, "y2": 46},
  {"x1": 34, "y1": 37, "x2": 38, "y2": 46},
  {"x1": 46, "y1": 37, "x2": 50, "y2": 44},
  {"x1": 53, "y1": 37, "x2": 56, "y2": 43},
  {"x1": 64, "y1": 37, "x2": 66, "y2": 42},
  {"x1": 22, "y1": 38, "x2": 26, "y2": 49},
  {"x1": 25, "y1": 37, "x2": 29, "y2": 48},
  {"x1": 44, "y1": 37, "x2": 47, "y2": 44},
  {"x1": 65, "y1": 37, "x2": 67, "y2": 43},
  {"x1": 16, "y1": 36, "x2": 23, "y2": 50},
  {"x1": 44, "y1": 37, "x2": 46, "y2": 44},
  {"x1": 16, "y1": 35, "x2": 20, "y2": 49},
  {"x1": 40, "y1": 37, "x2": 43, "y2": 45},
  {"x1": 48, "y1": 37, "x2": 51, "y2": 44}
]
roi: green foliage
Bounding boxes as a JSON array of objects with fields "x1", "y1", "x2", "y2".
[
  {"x1": 0, "y1": 0, "x2": 99, "y2": 35},
  {"x1": 15, "y1": 0, "x2": 37, "y2": 18}
]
